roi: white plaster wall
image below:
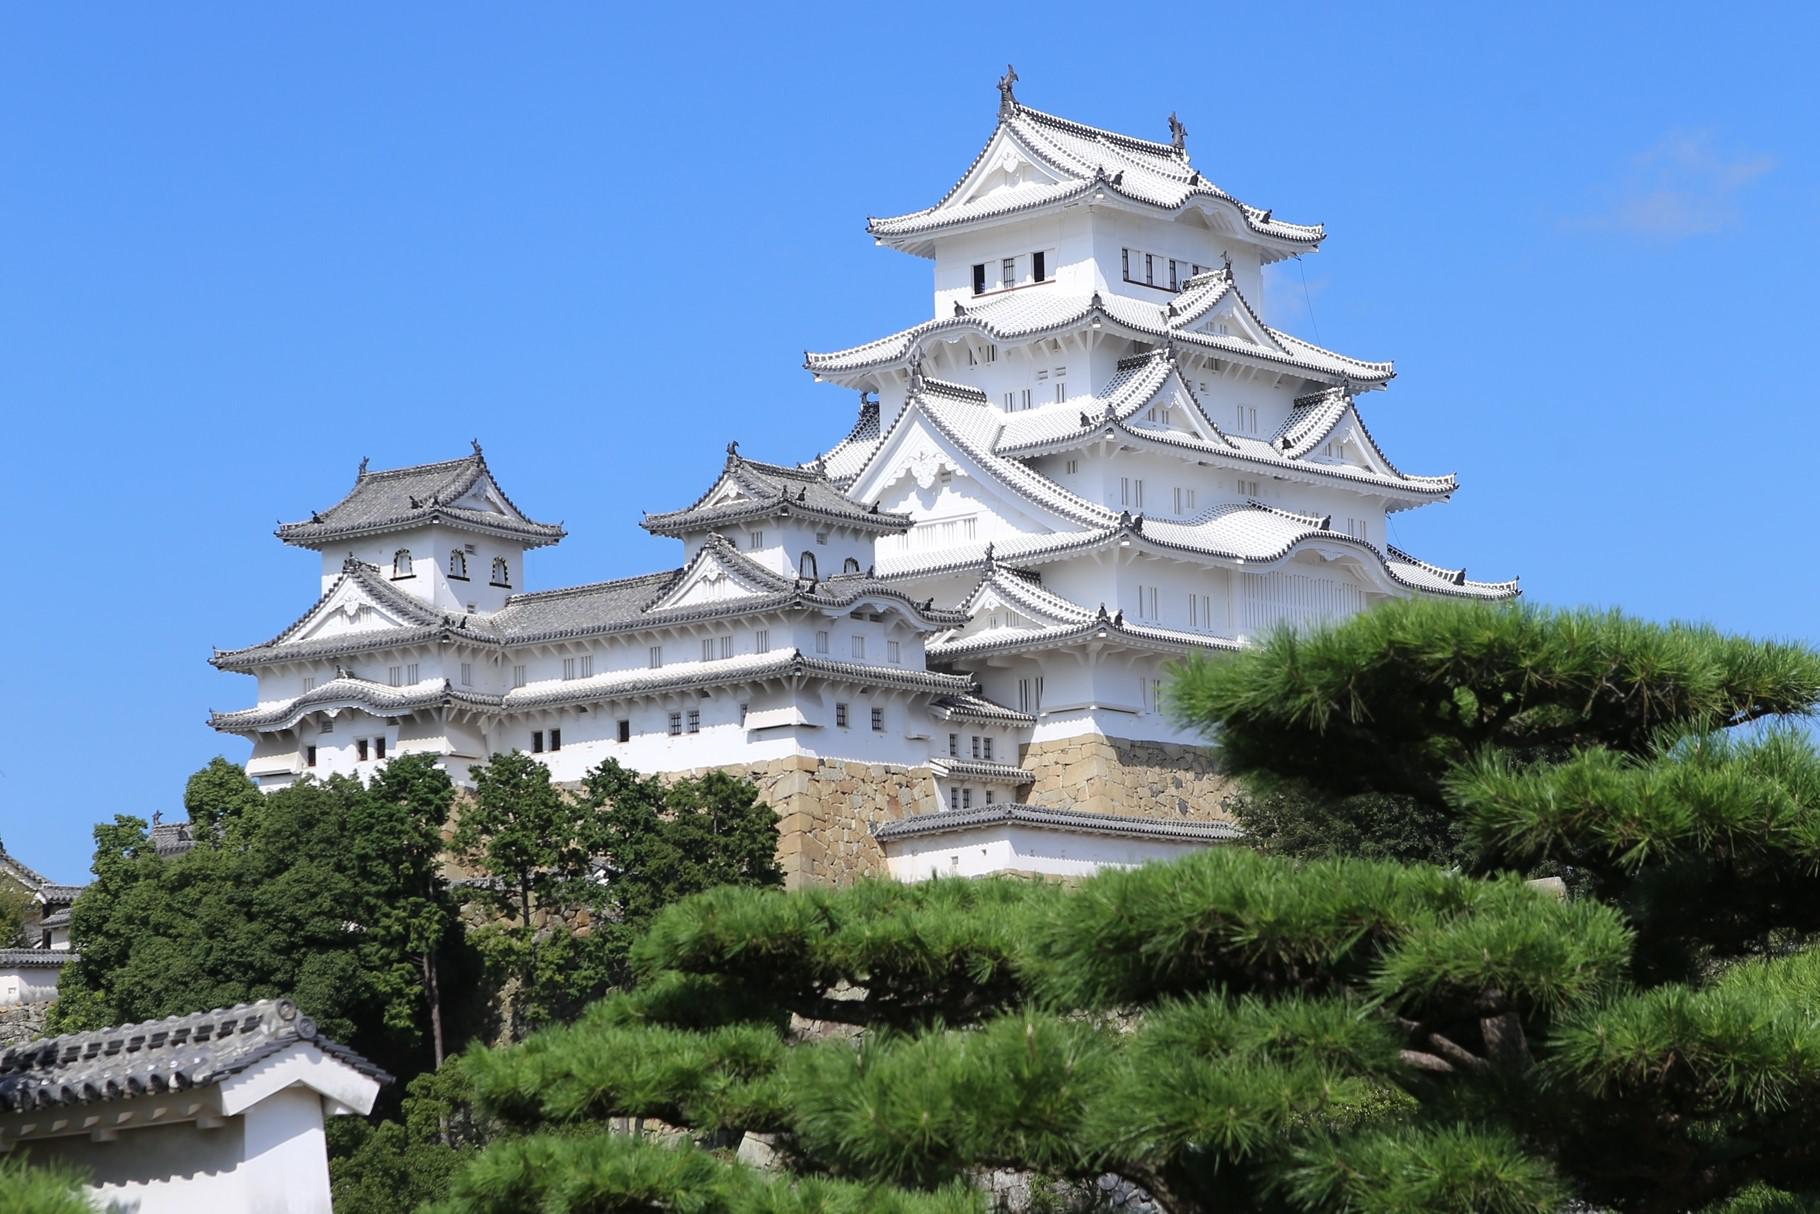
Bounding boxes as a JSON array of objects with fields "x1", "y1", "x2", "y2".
[
  {"x1": 1087, "y1": 209, "x2": 1265, "y2": 312},
  {"x1": 931, "y1": 207, "x2": 1090, "y2": 316},
  {"x1": 313, "y1": 524, "x2": 527, "y2": 614},
  {"x1": 0, "y1": 966, "x2": 63, "y2": 1006},
  {"x1": 885, "y1": 824, "x2": 1216, "y2": 881}
]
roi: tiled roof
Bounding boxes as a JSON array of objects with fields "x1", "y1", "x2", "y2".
[
  {"x1": 34, "y1": 885, "x2": 84, "y2": 908},
  {"x1": 868, "y1": 101, "x2": 1322, "y2": 258},
  {"x1": 0, "y1": 999, "x2": 390, "y2": 1113},
  {"x1": 932, "y1": 759, "x2": 1035, "y2": 785},
  {"x1": 276, "y1": 446, "x2": 564, "y2": 549},
  {"x1": 212, "y1": 558, "x2": 495, "y2": 671},
  {"x1": 931, "y1": 693, "x2": 1035, "y2": 725},
  {"x1": 874, "y1": 805, "x2": 1243, "y2": 844},
  {"x1": 643, "y1": 448, "x2": 910, "y2": 537},
  {"x1": 0, "y1": 950, "x2": 74, "y2": 970},
  {"x1": 151, "y1": 822, "x2": 197, "y2": 858},
  {"x1": 813, "y1": 396, "x2": 883, "y2": 485},
  {"x1": 209, "y1": 676, "x2": 499, "y2": 733},
  {"x1": 0, "y1": 851, "x2": 52, "y2": 895},
  {"x1": 804, "y1": 277, "x2": 1391, "y2": 387}
]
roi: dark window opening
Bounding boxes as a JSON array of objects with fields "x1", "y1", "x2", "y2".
[
  {"x1": 972, "y1": 262, "x2": 986, "y2": 295},
  {"x1": 799, "y1": 551, "x2": 818, "y2": 580},
  {"x1": 490, "y1": 557, "x2": 511, "y2": 588},
  {"x1": 374, "y1": 736, "x2": 386, "y2": 760},
  {"x1": 356, "y1": 738, "x2": 370, "y2": 762},
  {"x1": 306, "y1": 745, "x2": 317, "y2": 768},
  {"x1": 1032, "y1": 250, "x2": 1046, "y2": 282},
  {"x1": 531, "y1": 730, "x2": 544, "y2": 754},
  {"x1": 549, "y1": 729, "x2": 561, "y2": 752},
  {"x1": 617, "y1": 719, "x2": 631, "y2": 743}
]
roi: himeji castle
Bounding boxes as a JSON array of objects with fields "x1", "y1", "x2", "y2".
[{"x1": 211, "y1": 74, "x2": 1514, "y2": 886}]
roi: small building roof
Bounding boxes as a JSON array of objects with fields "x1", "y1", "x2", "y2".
[
  {"x1": 0, "y1": 998, "x2": 389, "y2": 1116},
  {"x1": 275, "y1": 445, "x2": 564, "y2": 549},
  {"x1": 867, "y1": 89, "x2": 1323, "y2": 259},
  {"x1": 874, "y1": 805, "x2": 1243, "y2": 844},
  {"x1": 642, "y1": 447, "x2": 910, "y2": 537},
  {"x1": 0, "y1": 949, "x2": 75, "y2": 970}
]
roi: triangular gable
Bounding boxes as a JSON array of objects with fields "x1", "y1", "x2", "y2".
[
  {"x1": 1176, "y1": 283, "x2": 1283, "y2": 353},
  {"x1": 645, "y1": 540, "x2": 786, "y2": 612},
  {"x1": 948, "y1": 126, "x2": 1069, "y2": 211},
  {"x1": 941, "y1": 571, "x2": 1089, "y2": 647},
  {"x1": 848, "y1": 397, "x2": 1104, "y2": 533},
  {"x1": 289, "y1": 574, "x2": 434, "y2": 647},
  {"x1": 1311, "y1": 404, "x2": 1406, "y2": 481},
  {"x1": 451, "y1": 473, "x2": 513, "y2": 517},
  {"x1": 1117, "y1": 362, "x2": 1231, "y2": 447}
]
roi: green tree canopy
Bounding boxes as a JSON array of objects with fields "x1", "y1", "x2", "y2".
[
  {"x1": 424, "y1": 602, "x2": 1820, "y2": 1213},
  {"x1": 55, "y1": 757, "x2": 461, "y2": 1083}
]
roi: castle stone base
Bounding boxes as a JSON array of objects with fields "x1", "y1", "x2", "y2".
[{"x1": 1020, "y1": 735, "x2": 1236, "y2": 822}]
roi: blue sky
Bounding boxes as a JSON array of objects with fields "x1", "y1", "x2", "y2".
[{"x1": 4, "y1": 3, "x2": 1816, "y2": 881}]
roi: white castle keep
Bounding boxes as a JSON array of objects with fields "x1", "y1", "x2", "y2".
[{"x1": 211, "y1": 77, "x2": 1514, "y2": 886}]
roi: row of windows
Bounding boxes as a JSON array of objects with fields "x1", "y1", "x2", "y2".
[
  {"x1": 946, "y1": 787, "x2": 998, "y2": 810},
  {"x1": 832, "y1": 703, "x2": 887, "y2": 731},
  {"x1": 1000, "y1": 365, "x2": 1068, "y2": 412},
  {"x1": 971, "y1": 250, "x2": 1049, "y2": 296},
  {"x1": 1120, "y1": 248, "x2": 1216, "y2": 293},
  {"x1": 1137, "y1": 585, "x2": 1231, "y2": 633},
  {"x1": 391, "y1": 548, "x2": 511, "y2": 587},
  {"x1": 945, "y1": 733, "x2": 997, "y2": 761},
  {"x1": 304, "y1": 735, "x2": 385, "y2": 767},
  {"x1": 1115, "y1": 476, "x2": 1260, "y2": 514},
  {"x1": 795, "y1": 552, "x2": 864, "y2": 579}
]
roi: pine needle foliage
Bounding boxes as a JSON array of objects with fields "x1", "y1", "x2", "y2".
[
  {"x1": 433, "y1": 850, "x2": 1628, "y2": 1213},
  {"x1": 0, "y1": 1157, "x2": 93, "y2": 1214}
]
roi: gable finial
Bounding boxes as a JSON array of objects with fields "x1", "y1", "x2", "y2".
[
  {"x1": 356, "y1": 456, "x2": 369, "y2": 480},
  {"x1": 727, "y1": 440, "x2": 740, "y2": 459},
  {"x1": 470, "y1": 437, "x2": 483, "y2": 457},
  {"x1": 1168, "y1": 111, "x2": 1187, "y2": 152},
  {"x1": 907, "y1": 344, "x2": 925, "y2": 393},
  {"x1": 997, "y1": 64, "x2": 1019, "y2": 117}
]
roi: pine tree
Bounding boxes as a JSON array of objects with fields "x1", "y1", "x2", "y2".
[{"x1": 423, "y1": 601, "x2": 1820, "y2": 1213}]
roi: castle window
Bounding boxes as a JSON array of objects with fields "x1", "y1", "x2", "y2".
[
  {"x1": 1018, "y1": 677, "x2": 1043, "y2": 714},
  {"x1": 512, "y1": 664, "x2": 527, "y2": 688},
  {"x1": 392, "y1": 549, "x2": 414, "y2": 579},
  {"x1": 983, "y1": 737, "x2": 994, "y2": 761},
  {"x1": 842, "y1": 557, "x2": 860, "y2": 574},
  {"x1": 406, "y1": 662, "x2": 419, "y2": 683},
  {"x1": 549, "y1": 728, "x2": 561, "y2": 751},
  {"x1": 1001, "y1": 256, "x2": 1015, "y2": 287},
  {"x1": 815, "y1": 530, "x2": 829, "y2": 545},
  {"x1": 686, "y1": 709, "x2": 701, "y2": 734},
  {"x1": 949, "y1": 787, "x2": 960, "y2": 810},
  {"x1": 668, "y1": 712, "x2": 682, "y2": 736},
  {"x1": 617, "y1": 719, "x2": 631, "y2": 743},
  {"x1": 948, "y1": 733, "x2": 959, "y2": 757},
  {"x1": 971, "y1": 736, "x2": 981, "y2": 759},
  {"x1": 490, "y1": 557, "x2": 511, "y2": 588},
  {"x1": 739, "y1": 702, "x2": 749, "y2": 724},
  {"x1": 649, "y1": 646, "x2": 663, "y2": 669},
  {"x1": 388, "y1": 665, "x2": 402, "y2": 687},
  {"x1": 305, "y1": 745, "x2": 317, "y2": 768},
  {"x1": 357, "y1": 738, "x2": 370, "y2": 762},
  {"x1": 799, "y1": 551, "x2": 818, "y2": 580},
  {"x1": 972, "y1": 262, "x2": 986, "y2": 296},
  {"x1": 851, "y1": 635, "x2": 865, "y2": 660},
  {"x1": 449, "y1": 551, "x2": 468, "y2": 580},
  {"x1": 374, "y1": 736, "x2": 386, "y2": 760},
  {"x1": 815, "y1": 631, "x2": 829, "y2": 655},
  {"x1": 702, "y1": 639, "x2": 716, "y2": 662},
  {"x1": 961, "y1": 788, "x2": 974, "y2": 809},
  {"x1": 320, "y1": 718, "x2": 334, "y2": 734},
  {"x1": 460, "y1": 662, "x2": 473, "y2": 686},
  {"x1": 985, "y1": 789, "x2": 995, "y2": 805},
  {"x1": 531, "y1": 730, "x2": 544, "y2": 753},
  {"x1": 835, "y1": 703, "x2": 849, "y2": 729},
  {"x1": 871, "y1": 707, "x2": 884, "y2": 731},
  {"x1": 720, "y1": 637, "x2": 732, "y2": 659},
  {"x1": 1032, "y1": 250, "x2": 1046, "y2": 282},
  {"x1": 887, "y1": 639, "x2": 901, "y2": 664},
  {"x1": 756, "y1": 628, "x2": 769, "y2": 651},
  {"x1": 303, "y1": 676, "x2": 315, "y2": 693},
  {"x1": 748, "y1": 530, "x2": 764, "y2": 549}
]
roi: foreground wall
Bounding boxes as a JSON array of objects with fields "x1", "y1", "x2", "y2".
[{"x1": 1020, "y1": 735, "x2": 1236, "y2": 821}]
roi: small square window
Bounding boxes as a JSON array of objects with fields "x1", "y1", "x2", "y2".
[
  {"x1": 835, "y1": 703, "x2": 849, "y2": 728},
  {"x1": 870, "y1": 707, "x2": 884, "y2": 732},
  {"x1": 686, "y1": 710, "x2": 701, "y2": 734},
  {"x1": 748, "y1": 530, "x2": 765, "y2": 549},
  {"x1": 815, "y1": 530, "x2": 829, "y2": 545},
  {"x1": 617, "y1": 719, "x2": 631, "y2": 743},
  {"x1": 668, "y1": 712, "x2": 682, "y2": 737}
]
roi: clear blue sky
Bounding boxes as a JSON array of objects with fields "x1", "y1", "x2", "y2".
[{"x1": 4, "y1": 3, "x2": 1816, "y2": 881}]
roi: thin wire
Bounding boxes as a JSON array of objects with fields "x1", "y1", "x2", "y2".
[{"x1": 1297, "y1": 254, "x2": 1322, "y2": 344}]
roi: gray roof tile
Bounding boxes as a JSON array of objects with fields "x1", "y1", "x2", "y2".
[
  {"x1": 276, "y1": 447, "x2": 563, "y2": 548},
  {"x1": 874, "y1": 806, "x2": 1243, "y2": 844},
  {"x1": 0, "y1": 998, "x2": 389, "y2": 1113},
  {"x1": 643, "y1": 448, "x2": 910, "y2": 536}
]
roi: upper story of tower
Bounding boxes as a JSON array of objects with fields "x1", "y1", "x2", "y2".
[
  {"x1": 275, "y1": 443, "x2": 564, "y2": 614},
  {"x1": 867, "y1": 70, "x2": 1324, "y2": 323}
]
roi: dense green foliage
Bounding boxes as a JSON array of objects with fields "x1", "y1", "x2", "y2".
[
  {"x1": 51, "y1": 756, "x2": 462, "y2": 1079},
  {"x1": 0, "y1": 1157, "x2": 91, "y2": 1214},
  {"x1": 422, "y1": 600, "x2": 1820, "y2": 1213},
  {"x1": 0, "y1": 880, "x2": 31, "y2": 948}
]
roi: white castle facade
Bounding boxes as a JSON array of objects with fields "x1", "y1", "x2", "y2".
[{"x1": 211, "y1": 78, "x2": 1514, "y2": 886}]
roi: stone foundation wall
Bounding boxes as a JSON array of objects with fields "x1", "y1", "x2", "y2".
[
  {"x1": 1020, "y1": 735, "x2": 1236, "y2": 823},
  {"x1": 663, "y1": 757, "x2": 942, "y2": 890},
  {"x1": 0, "y1": 1001, "x2": 50, "y2": 1048}
]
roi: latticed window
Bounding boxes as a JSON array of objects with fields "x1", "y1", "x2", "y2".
[
  {"x1": 490, "y1": 557, "x2": 511, "y2": 587},
  {"x1": 449, "y1": 550, "x2": 468, "y2": 579},
  {"x1": 392, "y1": 549, "x2": 413, "y2": 578}
]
